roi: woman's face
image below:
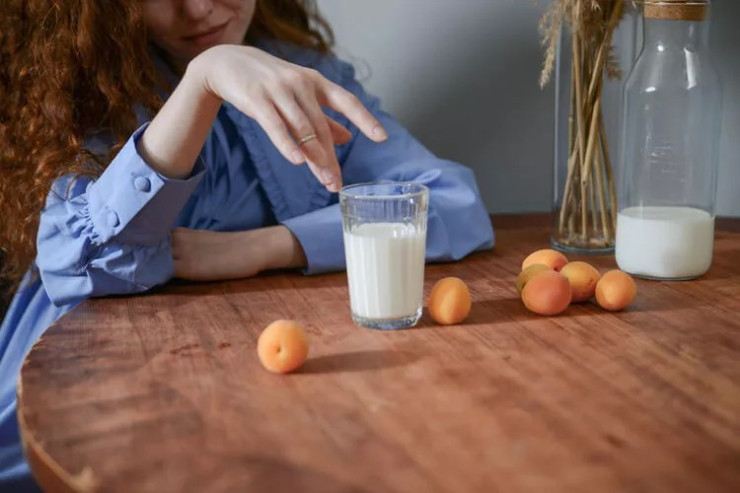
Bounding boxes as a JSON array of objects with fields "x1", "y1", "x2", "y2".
[{"x1": 141, "y1": 0, "x2": 256, "y2": 64}]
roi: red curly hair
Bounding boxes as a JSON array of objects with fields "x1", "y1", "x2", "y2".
[{"x1": 0, "y1": 0, "x2": 333, "y2": 294}]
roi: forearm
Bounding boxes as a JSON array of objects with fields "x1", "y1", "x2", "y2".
[
  {"x1": 136, "y1": 61, "x2": 221, "y2": 179},
  {"x1": 172, "y1": 225, "x2": 306, "y2": 281},
  {"x1": 260, "y1": 225, "x2": 307, "y2": 272},
  {"x1": 223, "y1": 226, "x2": 308, "y2": 274}
]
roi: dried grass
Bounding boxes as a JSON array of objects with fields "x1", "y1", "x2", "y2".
[{"x1": 539, "y1": 0, "x2": 625, "y2": 250}]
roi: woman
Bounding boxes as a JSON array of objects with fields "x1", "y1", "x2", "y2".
[{"x1": 0, "y1": 0, "x2": 494, "y2": 488}]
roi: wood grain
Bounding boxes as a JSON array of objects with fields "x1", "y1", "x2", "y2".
[{"x1": 18, "y1": 217, "x2": 740, "y2": 493}]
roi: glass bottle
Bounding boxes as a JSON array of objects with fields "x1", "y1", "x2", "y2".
[{"x1": 616, "y1": 0, "x2": 722, "y2": 280}]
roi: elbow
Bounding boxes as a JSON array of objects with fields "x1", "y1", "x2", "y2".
[
  {"x1": 36, "y1": 240, "x2": 173, "y2": 307},
  {"x1": 425, "y1": 203, "x2": 494, "y2": 263},
  {"x1": 38, "y1": 270, "x2": 94, "y2": 307}
]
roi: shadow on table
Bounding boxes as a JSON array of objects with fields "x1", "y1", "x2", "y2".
[
  {"x1": 414, "y1": 291, "x2": 703, "y2": 329},
  {"x1": 208, "y1": 455, "x2": 369, "y2": 493},
  {"x1": 414, "y1": 297, "x2": 535, "y2": 328},
  {"x1": 298, "y1": 349, "x2": 420, "y2": 375},
  {"x1": 159, "y1": 272, "x2": 348, "y2": 297}
]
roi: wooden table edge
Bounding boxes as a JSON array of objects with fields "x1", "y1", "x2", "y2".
[{"x1": 17, "y1": 374, "x2": 92, "y2": 493}]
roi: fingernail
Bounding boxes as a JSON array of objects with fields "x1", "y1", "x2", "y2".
[
  {"x1": 321, "y1": 168, "x2": 335, "y2": 184},
  {"x1": 290, "y1": 149, "x2": 305, "y2": 164},
  {"x1": 372, "y1": 125, "x2": 387, "y2": 141}
]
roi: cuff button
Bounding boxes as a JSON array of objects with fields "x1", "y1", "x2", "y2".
[
  {"x1": 133, "y1": 176, "x2": 152, "y2": 193},
  {"x1": 107, "y1": 210, "x2": 120, "y2": 228}
]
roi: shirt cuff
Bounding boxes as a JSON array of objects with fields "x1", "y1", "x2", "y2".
[
  {"x1": 281, "y1": 204, "x2": 345, "y2": 275},
  {"x1": 86, "y1": 123, "x2": 206, "y2": 244}
]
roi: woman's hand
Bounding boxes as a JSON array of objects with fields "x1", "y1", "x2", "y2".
[
  {"x1": 172, "y1": 225, "x2": 306, "y2": 281},
  {"x1": 188, "y1": 45, "x2": 387, "y2": 192},
  {"x1": 138, "y1": 45, "x2": 386, "y2": 190}
]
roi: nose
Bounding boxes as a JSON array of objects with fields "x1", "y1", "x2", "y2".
[{"x1": 182, "y1": 0, "x2": 213, "y2": 21}]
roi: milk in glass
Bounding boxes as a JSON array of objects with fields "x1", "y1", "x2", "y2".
[{"x1": 343, "y1": 222, "x2": 426, "y2": 320}]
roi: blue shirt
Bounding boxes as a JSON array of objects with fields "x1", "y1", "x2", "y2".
[{"x1": 0, "y1": 41, "x2": 494, "y2": 489}]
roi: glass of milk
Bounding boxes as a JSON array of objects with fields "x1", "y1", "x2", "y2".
[{"x1": 339, "y1": 182, "x2": 429, "y2": 330}]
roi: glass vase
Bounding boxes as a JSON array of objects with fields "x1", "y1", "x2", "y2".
[{"x1": 551, "y1": 0, "x2": 638, "y2": 254}]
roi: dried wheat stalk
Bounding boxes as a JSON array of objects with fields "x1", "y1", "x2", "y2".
[{"x1": 539, "y1": 0, "x2": 624, "y2": 249}]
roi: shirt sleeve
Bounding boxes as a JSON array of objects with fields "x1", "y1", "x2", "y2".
[
  {"x1": 36, "y1": 123, "x2": 206, "y2": 306},
  {"x1": 282, "y1": 58, "x2": 494, "y2": 275}
]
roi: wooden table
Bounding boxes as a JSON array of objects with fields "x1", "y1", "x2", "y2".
[{"x1": 18, "y1": 216, "x2": 740, "y2": 492}]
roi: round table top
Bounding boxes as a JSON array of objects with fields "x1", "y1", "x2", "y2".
[{"x1": 18, "y1": 216, "x2": 740, "y2": 492}]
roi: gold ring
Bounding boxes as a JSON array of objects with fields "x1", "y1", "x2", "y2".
[{"x1": 298, "y1": 133, "x2": 318, "y2": 145}]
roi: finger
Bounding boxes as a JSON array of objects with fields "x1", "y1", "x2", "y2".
[
  {"x1": 293, "y1": 92, "x2": 343, "y2": 192},
  {"x1": 317, "y1": 78, "x2": 387, "y2": 143},
  {"x1": 270, "y1": 93, "x2": 317, "y2": 166},
  {"x1": 276, "y1": 94, "x2": 340, "y2": 191},
  {"x1": 251, "y1": 103, "x2": 306, "y2": 165},
  {"x1": 327, "y1": 116, "x2": 352, "y2": 145},
  {"x1": 301, "y1": 136, "x2": 342, "y2": 193}
]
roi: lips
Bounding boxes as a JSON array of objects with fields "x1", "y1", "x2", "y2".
[{"x1": 182, "y1": 21, "x2": 229, "y2": 46}]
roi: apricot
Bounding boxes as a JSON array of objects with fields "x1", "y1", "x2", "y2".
[
  {"x1": 516, "y1": 263, "x2": 552, "y2": 294},
  {"x1": 521, "y1": 271, "x2": 572, "y2": 316},
  {"x1": 428, "y1": 277, "x2": 472, "y2": 325},
  {"x1": 257, "y1": 320, "x2": 309, "y2": 374},
  {"x1": 522, "y1": 249, "x2": 569, "y2": 272},
  {"x1": 560, "y1": 261, "x2": 601, "y2": 303},
  {"x1": 595, "y1": 270, "x2": 637, "y2": 311}
]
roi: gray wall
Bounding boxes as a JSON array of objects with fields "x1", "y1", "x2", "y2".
[{"x1": 318, "y1": 0, "x2": 739, "y2": 216}]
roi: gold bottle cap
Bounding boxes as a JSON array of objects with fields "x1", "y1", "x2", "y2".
[{"x1": 642, "y1": 1, "x2": 708, "y2": 21}]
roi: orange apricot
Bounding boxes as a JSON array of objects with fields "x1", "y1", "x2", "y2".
[
  {"x1": 521, "y1": 271, "x2": 572, "y2": 316},
  {"x1": 595, "y1": 270, "x2": 637, "y2": 311},
  {"x1": 560, "y1": 261, "x2": 601, "y2": 303},
  {"x1": 257, "y1": 320, "x2": 309, "y2": 374},
  {"x1": 522, "y1": 249, "x2": 569, "y2": 272},
  {"x1": 516, "y1": 263, "x2": 552, "y2": 294},
  {"x1": 428, "y1": 277, "x2": 472, "y2": 325}
]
